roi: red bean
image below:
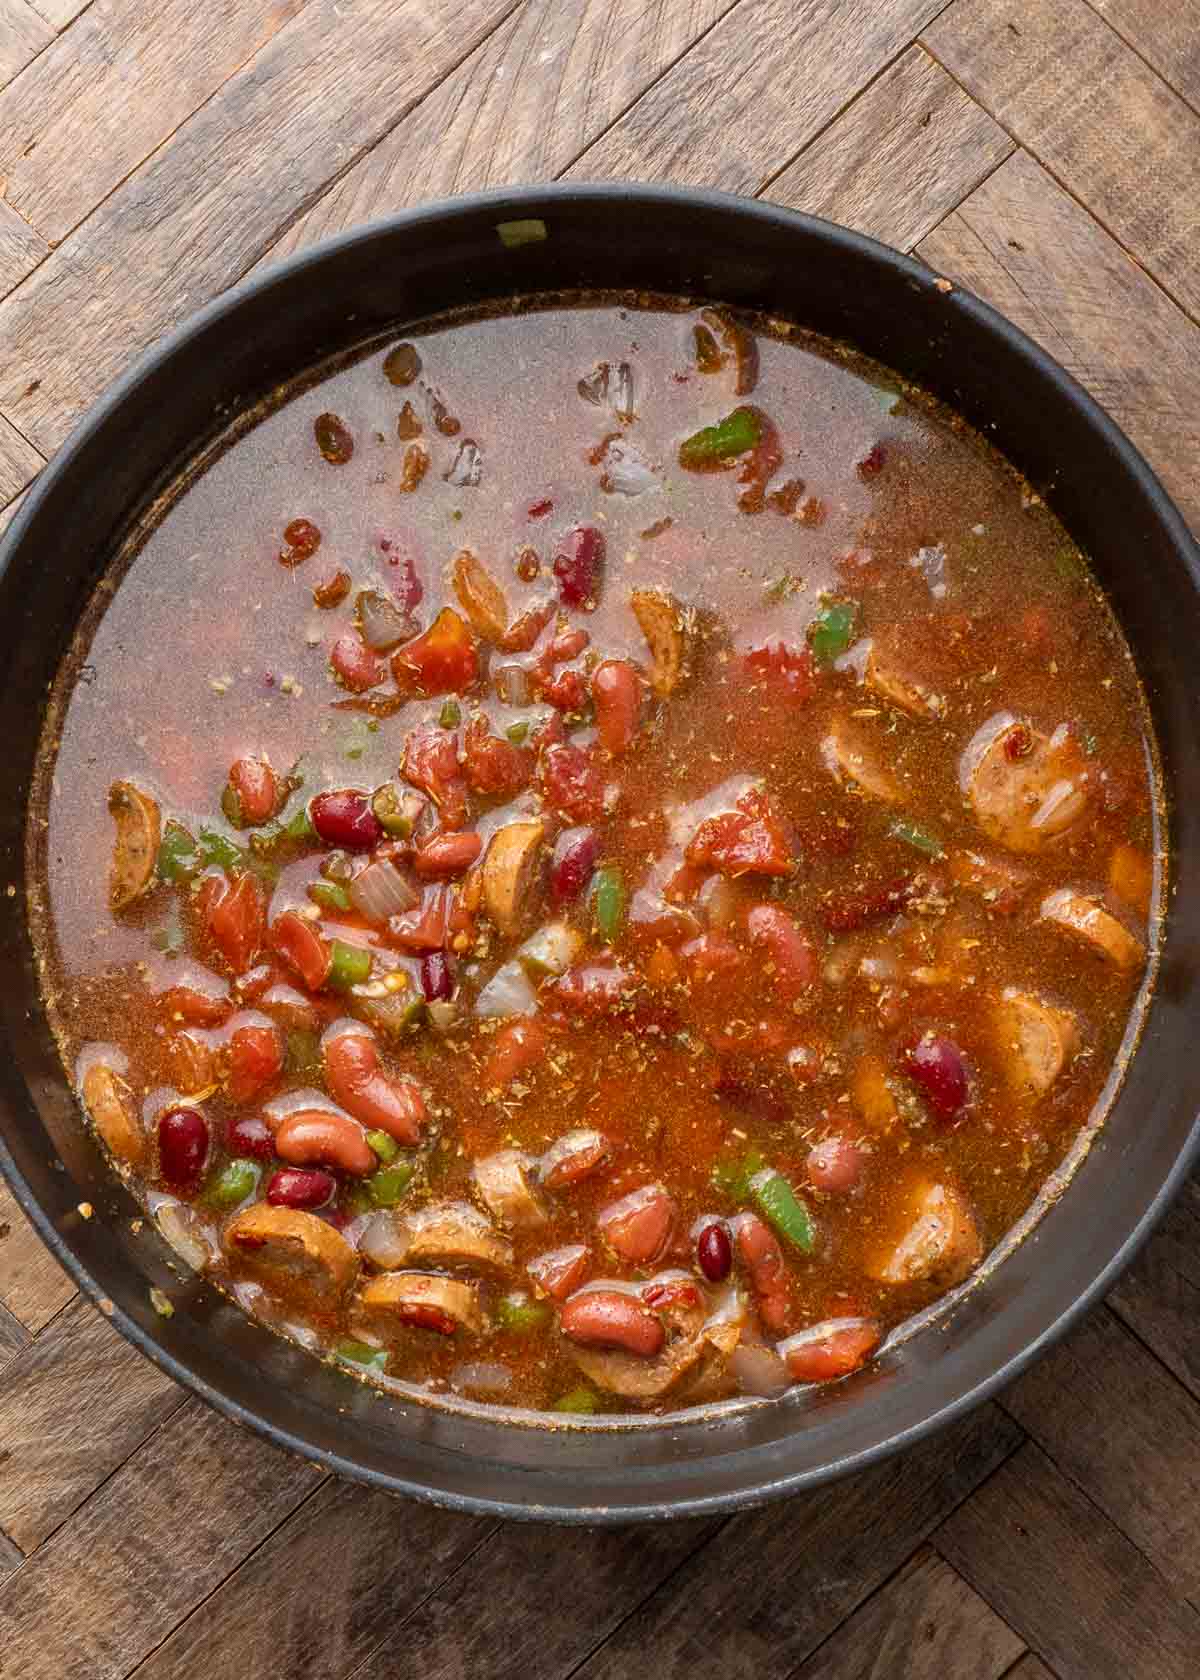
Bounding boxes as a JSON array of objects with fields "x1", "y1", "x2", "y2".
[
  {"x1": 560, "y1": 1290, "x2": 664, "y2": 1356},
  {"x1": 592, "y1": 660, "x2": 641, "y2": 757},
  {"x1": 550, "y1": 827, "x2": 599, "y2": 905},
  {"x1": 697, "y1": 1221, "x2": 732, "y2": 1282},
  {"x1": 744, "y1": 904, "x2": 817, "y2": 1001},
  {"x1": 226, "y1": 1114, "x2": 275, "y2": 1162},
  {"x1": 310, "y1": 789, "x2": 383, "y2": 851},
  {"x1": 552, "y1": 525, "x2": 604, "y2": 609},
  {"x1": 330, "y1": 631, "x2": 384, "y2": 694},
  {"x1": 598, "y1": 1184, "x2": 675, "y2": 1264},
  {"x1": 414, "y1": 831, "x2": 482, "y2": 878},
  {"x1": 158, "y1": 1107, "x2": 209, "y2": 1194},
  {"x1": 903, "y1": 1032, "x2": 970, "y2": 1124},
  {"x1": 856, "y1": 442, "x2": 886, "y2": 478},
  {"x1": 266, "y1": 1167, "x2": 336, "y2": 1209},
  {"x1": 419, "y1": 950, "x2": 454, "y2": 1002},
  {"x1": 323, "y1": 1027, "x2": 427, "y2": 1143},
  {"x1": 227, "y1": 758, "x2": 278, "y2": 827},
  {"x1": 806, "y1": 1136, "x2": 863, "y2": 1194},
  {"x1": 779, "y1": 1318, "x2": 881, "y2": 1383}
]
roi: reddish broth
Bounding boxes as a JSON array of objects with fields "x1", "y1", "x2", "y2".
[{"x1": 28, "y1": 296, "x2": 1159, "y2": 1417}]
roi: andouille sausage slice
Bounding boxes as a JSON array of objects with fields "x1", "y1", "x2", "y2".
[
  {"x1": 82, "y1": 1062, "x2": 145, "y2": 1169},
  {"x1": 472, "y1": 1149, "x2": 547, "y2": 1229},
  {"x1": 224, "y1": 1205, "x2": 358, "y2": 1307},
  {"x1": 360, "y1": 1200, "x2": 514, "y2": 1273},
  {"x1": 352, "y1": 1271, "x2": 483, "y2": 1337}
]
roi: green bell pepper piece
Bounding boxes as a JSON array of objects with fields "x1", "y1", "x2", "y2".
[
  {"x1": 328, "y1": 939, "x2": 371, "y2": 991},
  {"x1": 809, "y1": 600, "x2": 859, "y2": 666},
  {"x1": 591, "y1": 865, "x2": 627, "y2": 945},
  {"x1": 678, "y1": 405, "x2": 761, "y2": 470},
  {"x1": 751, "y1": 1168, "x2": 816, "y2": 1253},
  {"x1": 203, "y1": 1159, "x2": 261, "y2": 1209}
]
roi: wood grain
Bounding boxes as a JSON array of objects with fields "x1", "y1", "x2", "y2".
[
  {"x1": 917, "y1": 149, "x2": 1200, "y2": 530},
  {"x1": 0, "y1": 199, "x2": 47, "y2": 299},
  {"x1": 0, "y1": 482, "x2": 27, "y2": 537},
  {"x1": 0, "y1": 1297, "x2": 183, "y2": 1552},
  {"x1": 0, "y1": 0, "x2": 519, "y2": 455},
  {"x1": 24, "y1": 0, "x2": 88, "y2": 28},
  {"x1": 768, "y1": 44, "x2": 1013, "y2": 249},
  {"x1": 1086, "y1": 0, "x2": 1200, "y2": 108},
  {"x1": 1002, "y1": 1659, "x2": 1058, "y2": 1680},
  {"x1": 0, "y1": 408, "x2": 40, "y2": 504},
  {"x1": 134, "y1": 1478, "x2": 494, "y2": 1680},
  {"x1": 0, "y1": 1399, "x2": 322, "y2": 1680},
  {"x1": 936, "y1": 1442, "x2": 1200, "y2": 1680},
  {"x1": 263, "y1": 0, "x2": 735, "y2": 269},
  {"x1": 356, "y1": 1513, "x2": 720, "y2": 1680},
  {"x1": 0, "y1": 0, "x2": 52, "y2": 90},
  {"x1": 569, "y1": 0, "x2": 949, "y2": 192},
  {"x1": 0, "y1": 1181, "x2": 74, "y2": 1332},
  {"x1": 924, "y1": 0, "x2": 1200, "y2": 322},
  {"x1": 1001, "y1": 1306, "x2": 1200, "y2": 1599},
  {"x1": 792, "y1": 1547, "x2": 1025, "y2": 1680},
  {"x1": 0, "y1": 0, "x2": 309, "y2": 245},
  {"x1": 0, "y1": 1300, "x2": 27, "y2": 1369},
  {"x1": 1109, "y1": 1178, "x2": 1200, "y2": 1401},
  {"x1": 573, "y1": 1404, "x2": 1023, "y2": 1680},
  {"x1": 0, "y1": 1526, "x2": 22, "y2": 1579}
]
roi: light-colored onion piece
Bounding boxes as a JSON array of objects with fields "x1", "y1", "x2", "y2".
[
  {"x1": 350, "y1": 858, "x2": 419, "y2": 922},
  {"x1": 451, "y1": 1360, "x2": 513, "y2": 1395},
  {"x1": 156, "y1": 1201, "x2": 215, "y2": 1273},
  {"x1": 357, "y1": 589, "x2": 417, "y2": 651},
  {"x1": 730, "y1": 1338, "x2": 791, "y2": 1398},
  {"x1": 474, "y1": 960, "x2": 538, "y2": 1018}
]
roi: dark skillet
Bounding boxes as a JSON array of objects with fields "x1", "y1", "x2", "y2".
[{"x1": 1, "y1": 185, "x2": 1198, "y2": 1524}]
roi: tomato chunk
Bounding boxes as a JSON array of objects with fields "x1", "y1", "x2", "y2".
[
  {"x1": 391, "y1": 607, "x2": 478, "y2": 697},
  {"x1": 270, "y1": 910, "x2": 332, "y2": 991},
  {"x1": 226, "y1": 1018, "x2": 284, "y2": 1104},
  {"x1": 330, "y1": 630, "x2": 385, "y2": 693},
  {"x1": 402, "y1": 724, "x2": 469, "y2": 830},
  {"x1": 198, "y1": 871, "x2": 266, "y2": 976},
  {"x1": 686, "y1": 787, "x2": 793, "y2": 877},
  {"x1": 743, "y1": 642, "x2": 816, "y2": 703},
  {"x1": 463, "y1": 718, "x2": 532, "y2": 798},
  {"x1": 540, "y1": 741, "x2": 606, "y2": 824}
]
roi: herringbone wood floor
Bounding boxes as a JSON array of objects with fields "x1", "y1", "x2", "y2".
[{"x1": 2, "y1": 2, "x2": 1199, "y2": 1674}]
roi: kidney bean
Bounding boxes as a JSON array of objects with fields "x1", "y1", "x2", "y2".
[
  {"x1": 414, "y1": 831, "x2": 482, "y2": 878},
  {"x1": 697, "y1": 1221, "x2": 732, "y2": 1281},
  {"x1": 157, "y1": 984, "x2": 232, "y2": 1028},
  {"x1": 902, "y1": 1032, "x2": 970, "y2": 1123},
  {"x1": 744, "y1": 904, "x2": 817, "y2": 1001},
  {"x1": 528, "y1": 1244, "x2": 589, "y2": 1300},
  {"x1": 270, "y1": 911, "x2": 332, "y2": 992},
  {"x1": 266, "y1": 1166, "x2": 337, "y2": 1209},
  {"x1": 549, "y1": 827, "x2": 599, "y2": 905},
  {"x1": 157, "y1": 1106, "x2": 210, "y2": 1195},
  {"x1": 227, "y1": 757, "x2": 279, "y2": 827},
  {"x1": 330, "y1": 631, "x2": 384, "y2": 693},
  {"x1": 419, "y1": 950, "x2": 455, "y2": 1003},
  {"x1": 484, "y1": 1018, "x2": 548, "y2": 1088},
  {"x1": 312, "y1": 569, "x2": 351, "y2": 608},
  {"x1": 806, "y1": 1136, "x2": 863, "y2": 1194},
  {"x1": 199, "y1": 871, "x2": 266, "y2": 975},
  {"x1": 591, "y1": 660, "x2": 641, "y2": 757},
  {"x1": 735, "y1": 1212, "x2": 792, "y2": 1333},
  {"x1": 226, "y1": 1113, "x2": 275, "y2": 1162},
  {"x1": 597, "y1": 1184, "x2": 675, "y2": 1264},
  {"x1": 323, "y1": 1027, "x2": 427, "y2": 1143},
  {"x1": 779, "y1": 1318, "x2": 881, "y2": 1383},
  {"x1": 560, "y1": 1290, "x2": 664, "y2": 1356},
  {"x1": 540, "y1": 1127, "x2": 608, "y2": 1189},
  {"x1": 273, "y1": 1108, "x2": 376, "y2": 1176},
  {"x1": 310, "y1": 789, "x2": 383, "y2": 851},
  {"x1": 552, "y1": 525, "x2": 605, "y2": 609}
]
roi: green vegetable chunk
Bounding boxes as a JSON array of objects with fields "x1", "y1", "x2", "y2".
[
  {"x1": 678, "y1": 405, "x2": 761, "y2": 470},
  {"x1": 368, "y1": 1161, "x2": 415, "y2": 1208},
  {"x1": 308, "y1": 879, "x2": 353, "y2": 912},
  {"x1": 371, "y1": 784, "x2": 415, "y2": 838},
  {"x1": 809, "y1": 600, "x2": 859, "y2": 666},
  {"x1": 887, "y1": 816, "x2": 944, "y2": 858},
  {"x1": 591, "y1": 865, "x2": 627, "y2": 945},
  {"x1": 334, "y1": 1339, "x2": 389, "y2": 1372},
  {"x1": 196, "y1": 827, "x2": 244, "y2": 872},
  {"x1": 554, "y1": 1385, "x2": 599, "y2": 1414},
  {"x1": 328, "y1": 939, "x2": 371, "y2": 991},
  {"x1": 506, "y1": 721, "x2": 530, "y2": 745},
  {"x1": 157, "y1": 821, "x2": 198, "y2": 883},
  {"x1": 203, "y1": 1159, "x2": 261, "y2": 1209},
  {"x1": 366, "y1": 1129, "x2": 399, "y2": 1164},
  {"x1": 751, "y1": 1169, "x2": 816, "y2": 1253},
  {"x1": 497, "y1": 1293, "x2": 552, "y2": 1333},
  {"x1": 711, "y1": 1145, "x2": 764, "y2": 1200},
  {"x1": 439, "y1": 699, "x2": 461, "y2": 728}
]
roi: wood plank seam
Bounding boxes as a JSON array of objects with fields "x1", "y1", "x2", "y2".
[
  {"x1": 1077, "y1": 0, "x2": 1200, "y2": 120},
  {"x1": 918, "y1": 24, "x2": 1200, "y2": 337},
  {"x1": 23, "y1": 0, "x2": 93, "y2": 31},
  {"x1": 754, "y1": 0, "x2": 962, "y2": 198},
  {"x1": 901, "y1": 139, "x2": 1015, "y2": 251}
]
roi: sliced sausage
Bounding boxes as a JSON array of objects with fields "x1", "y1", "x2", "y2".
[
  {"x1": 868, "y1": 1177, "x2": 982, "y2": 1287},
  {"x1": 865, "y1": 638, "x2": 946, "y2": 719},
  {"x1": 1040, "y1": 887, "x2": 1145, "y2": 970},
  {"x1": 630, "y1": 587, "x2": 688, "y2": 697},
  {"x1": 961, "y1": 714, "x2": 1090, "y2": 854},
  {"x1": 81, "y1": 1061, "x2": 145, "y2": 1168},
  {"x1": 992, "y1": 987, "x2": 1080, "y2": 1098},
  {"x1": 224, "y1": 1205, "x2": 358, "y2": 1307},
  {"x1": 359, "y1": 1200, "x2": 514, "y2": 1273},
  {"x1": 820, "y1": 713, "x2": 903, "y2": 803},
  {"x1": 597, "y1": 1184, "x2": 675, "y2": 1263},
  {"x1": 481, "y1": 821, "x2": 545, "y2": 935},
  {"x1": 353, "y1": 1271, "x2": 483, "y2": 1337},
  {"x1": 948, "y1": 848, "x2": 1031, "y2": 914},
  {"x1": 108, "y1": 780, "x2": 161, "y2": 911},
  {"x1": 472, "y1": 1149, "x2": 547, "y2": 1229}
]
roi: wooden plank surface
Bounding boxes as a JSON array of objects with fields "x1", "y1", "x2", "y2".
[
  {"x1": 2, "y1": 4, "x2": 1200, "y2": 1677},
  {"x1": 936, "y1": 1443, "x2": 1200, "y2": 1680},
  {"x1": 924, "y1": 0, "x2": 1200, "y2": 322}
]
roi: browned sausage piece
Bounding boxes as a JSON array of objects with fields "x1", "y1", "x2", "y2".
[
  {"x1": 472, "y1": 1149, "x2": 547, "y2": 1229},
  {"x1": 107, "y1": 780, "x2": 161, "y2": 911},
  {"x1": 560, "y1": 1289, "x2": 665, "y2": 1357},
  {"x1": 82, "y1": 1061, "x2": 145, "y2": 1168},
  {"x1": 224, "y1": 1205, "x2": 358, "y2": 1307},
  {"x1": 867, "y1": 1177, "x2": 982, "y2": 1288},
  {"x1": 353, "y1": 1271, "x2": 483, "y2": 1337},
  {"x1": 359, "y1": 1200, "x2": 513, "y2": 1273}
]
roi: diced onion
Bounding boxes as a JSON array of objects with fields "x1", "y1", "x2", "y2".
[
  {"x1": 493, "y1": 663, "x2": 532, "y2": 707},
  {"x1": 358, "y1": 1211, "x2": 407, "y2": 1270},
  {"x1": 156, "y1": 1201, "x2": 214, "y2": 1273},
  {"x1": 516, "y1": 921, "x2": 584, "y2": 979},
  {"x1": 357, "y1": 589, "x2": 417, "y2": 651},
  {"x1": 349, "y1": 858, "x2": 419, "y2": 922},
  {"x1": 730, "y1": 1339, "x2": 791, "y2": 1398},
  {"x1": 427, "y1": 999, "x2": 462, "y2": 1031},
  {"x1": 474, "y1": 960, "x2": 538, "y2": 1018},
  {"x1": 451, "y1": 1360, "x2": 512, "y2": 1395}
]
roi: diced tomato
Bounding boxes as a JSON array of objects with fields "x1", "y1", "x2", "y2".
[
  {"x1": 744, "y1": 904, "x2": 817, "y2": 1000},
  {"x1": 549, "y1": 960, "x2": 637, "y2": 1018},
  {"x1": 531, "y1": 710, "x2": 565, "y2": 755},
  {"x1": 391, "y1": 607, "x2": 479, "y2": 697},
  {"x1": 157, "y1": 984, "x2": 232, "y2": 1027},
  {"x1": 402, "y1": 724, "x2": 469, "y2": 830},
  {"x1": 679, "y1": 933, "x2": 747, "y2": 980},
  {"x1": 820, "y1": 876, "x2": 912, "y2": 933},
  {"x1": 627, "y1": 887, "x2": 701, "y2": 951},
  {"x1": 463, "y1": 718, "x2": 532, "y2": 799},
  {"x1": 686, "y1": 787, "x2": 794, "y2": 877},
  {"x1": 330, "y1": 630, "x2": 385, "y2": 693},
  {"x1": 500, "y1": 600, "x2": 554, "y2": 653},
  {"x1": 538, "y1": 666, "x2": 588, "y2": 712},
  {"x1": 484, "y1": 1018, "x2": 548, "y2": 1088},
  {"x1": 233, "y1": 963, "x2": 278, "y2": 1004},
  {"x1": 226, "y1": 1018, "x2": 284, "y2": 1104},
  {"x1": 198, "y1": 871, "x2": 266, "y2": 976},
  {"x1": 743, "y1": 641, "x2": 816, "y2": 703},
  {"x1": 663, "y1": 861, "x2": 708, "y2": 903},
  {"x1": 390, "y1": 885, "x2": 450, "y2": 952},
  {"x1": 270, "y1": 910, "x2": 332, "y2": 991},
  {"x1": 540, "y1": 741, "x2": 606, "y2": 823}
]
